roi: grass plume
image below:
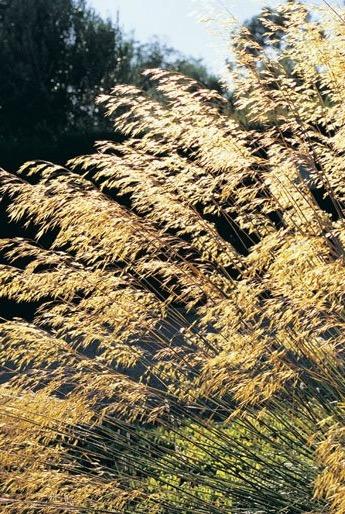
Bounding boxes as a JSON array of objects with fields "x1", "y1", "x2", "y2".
[{"x1": 0, "y1": 2, "x2": 344, "y2": 512}]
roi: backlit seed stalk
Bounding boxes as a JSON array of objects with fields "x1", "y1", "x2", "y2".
[{"x1": 0, "y1": 2, "x2": 344, "y2": 513}]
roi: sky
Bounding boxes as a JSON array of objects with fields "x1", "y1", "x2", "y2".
[{"x1": 89, "y1": 0, "x2": 284, "y2": 74}]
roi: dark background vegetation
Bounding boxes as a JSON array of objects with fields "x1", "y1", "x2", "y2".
[{"x1": 0, "y1": 0, "x2": 225, "y2": 172}]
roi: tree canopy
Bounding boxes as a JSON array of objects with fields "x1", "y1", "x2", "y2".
[{"x1": 0, "y1": 0, "x2": 221, "y2": 169}]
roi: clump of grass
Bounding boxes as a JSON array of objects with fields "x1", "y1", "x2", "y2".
[{"x1": 0, "y1": 2, "x2": 344, "y2": 513}]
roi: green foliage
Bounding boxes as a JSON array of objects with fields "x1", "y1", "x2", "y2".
[{"x1": 135, "y1": 411, "x2": 319, "y2": 513}]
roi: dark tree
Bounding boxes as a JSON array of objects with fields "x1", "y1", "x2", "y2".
[
  {"x1": 0, "y1": 0, "x2": 221, "y2": 169},
  {"x1": 0, "y1": 0, "x2": 125, "y2": 136}
]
